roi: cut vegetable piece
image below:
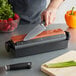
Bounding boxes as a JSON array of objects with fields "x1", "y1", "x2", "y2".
[{"x1": 44, "y1": 60, "x2": 76, "y2": 68}]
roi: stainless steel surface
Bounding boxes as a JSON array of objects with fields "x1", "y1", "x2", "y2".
[
  {"x1": 0, "y1": 23, "x2": 76, "y2": 76},
  {"x1": 24, "y1": 23, "x2": 46, "y2": 41}
]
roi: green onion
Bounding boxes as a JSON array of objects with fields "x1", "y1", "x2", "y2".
[{"x1": 44, "y1": 60, "x2": 76, "y2": 68}]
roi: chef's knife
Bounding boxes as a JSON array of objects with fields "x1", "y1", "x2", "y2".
[
  {"x1": 0, "y1": 62, "x2": 32, "y2": 73},
  {"x1": 24, "y1": 21, "x2": 46, "y2": 41}
]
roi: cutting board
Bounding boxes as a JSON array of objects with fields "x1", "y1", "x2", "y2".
[{"x1": 41, "y1": 50, "x2": 76, "y2": 76}]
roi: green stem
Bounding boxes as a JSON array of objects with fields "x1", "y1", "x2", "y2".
[{"x1": 70, "y1": 7, "x2": 74, "y2": 15}]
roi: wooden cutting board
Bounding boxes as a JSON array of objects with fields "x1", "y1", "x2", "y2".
[{"x1": 41, "y1": 50, "x2": 76, "y2": 76}]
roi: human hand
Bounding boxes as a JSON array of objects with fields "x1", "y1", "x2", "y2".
[{"x1": 41, "y1": 8, "x2": 57, "y2": 26}]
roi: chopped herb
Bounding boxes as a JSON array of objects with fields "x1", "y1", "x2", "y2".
[{"x1": 0, "y1": 0, "x2": 14, "y2": 20}]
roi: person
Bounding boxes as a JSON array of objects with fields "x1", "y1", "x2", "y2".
[{"x1": 8, "y1": 0, "x2": 64, "y2": 26}]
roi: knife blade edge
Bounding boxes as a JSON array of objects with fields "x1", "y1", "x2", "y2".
[{"x1": 24, "y1": 23, "x2": 46, "y2": 41}]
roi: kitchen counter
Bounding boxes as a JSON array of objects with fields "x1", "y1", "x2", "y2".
[{"x1": 0, "y1": 23, "x2": 76, "y2": 76}]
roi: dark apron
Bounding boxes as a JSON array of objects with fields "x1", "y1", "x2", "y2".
[{"x1": 8, "y1": 0, "x2": 46, "y2": 24}]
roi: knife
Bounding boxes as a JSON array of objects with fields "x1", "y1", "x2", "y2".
[
  {"x1": 0, "y1": 62, "x2": 32, "y2": 73},
  {"x1": 24, "y1": 21, "x2": 46, "y2": 41}
]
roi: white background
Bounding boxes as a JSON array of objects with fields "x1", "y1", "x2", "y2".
[{"x1": 46, "y1": 0, "x2": 76, "y2": 24}]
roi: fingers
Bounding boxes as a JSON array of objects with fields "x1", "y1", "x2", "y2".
[
  {"x1": 49, "y1": 14, "x2": 56, "y2": 25},
  {"x1": 41, "y1": 10, "x2": 56, "y2": 26},
  {"x1": 41, "y1": 14, "x2": 43, "y2": 21},
  {"x1": 41, "y1": 11, "x2": 48, "y2": 26},
  {"x1": 45, "y1": 12, "x2": 49, "y2": 26},
  {"x1": 41, "y1": 11, "x2": 49, "y2": 26}
]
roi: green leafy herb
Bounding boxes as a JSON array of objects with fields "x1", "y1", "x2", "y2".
[
  {"x1": 0, "y1": 0, "x2": 14, "y2": 20},
  {"x1": 44, "y1": 60, "x2": 76, "y2": 68}
]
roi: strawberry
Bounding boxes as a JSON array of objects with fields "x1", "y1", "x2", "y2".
[
  {"x1": 1, "y1": 20, "x2": 11, "y2": 32},
  {"x1": 0, "y1": 20, "x2": 2, "y2": 23},
  {"x1": 12, "y1": 22, "x2": 17, "y2": 28},
  {"x1": 0, "y1": 20, "x2": 2, "y2": 29},
  {"x1": 3, "y1": 20, "x2": 8, "y2": 23},
  {"x1": 9, "y1": 26, "x2": 15, "y2": 31},
  {"x1": 10, "y1": 19, "x2": 18, "y2": 28},
  {"x1": 2, "y1": 24, "x2": 11, "y2": 32},
  {"x1": 0, "y1": 20, "x2": 3, "y2": 30},
  {"x1": 13, "y1": 13, "x2": 19, "y2": 20},
  {"x1": 2, "y1": 20, "x2": 8, "y2": 28},
  {"x1": 8, "y1": 18, "x2": 13, "y2": 22}
]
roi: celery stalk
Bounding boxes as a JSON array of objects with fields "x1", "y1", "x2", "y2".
[{"x1": 44, "y1": 60, "x2": 76, "y2": 68}]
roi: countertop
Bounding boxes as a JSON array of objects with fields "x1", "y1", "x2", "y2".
[{"x1": 0, "y1": 23, "x2": 76, "y2": 76}]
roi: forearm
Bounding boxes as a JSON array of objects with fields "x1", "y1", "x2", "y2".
[
  {"x1": 47, "y1": 0, "x2": 64, "y2": 10},
  {"x1": 41, "y1": 0, "x2": 64, "y2": 26}
]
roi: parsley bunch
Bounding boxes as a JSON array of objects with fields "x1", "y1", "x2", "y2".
[{"x1": 0, "y1": 0, "x2": 14, "y2": 20}]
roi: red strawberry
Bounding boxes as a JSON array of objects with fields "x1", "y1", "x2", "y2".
[
  {"x1": 2, "y1": 20, "x2": 8, "y2": 28},
  {"x1": 8, "y1": 18, "x2": 13, "y2": 22},
  {"x1": 10, "y1": 19, "x2": 18, "y2": 28},
  {"x1": 2, "y1": 24, "x2": 11, "y2": 32},
  {"x1": 0, "y1": 20, "x2": 2, "y2": 29},
  {"x1": 3, "y1": 20, "x2": 8, "y2": 23},
  {"x1": 12, "y1": 22, "x2": 17, "y2": 28},
  {"x1": 13, "y1": 13, "x2": 19, "y2": 20},
  {"x1": 0, "y1": 20, "x2": 3, "y2": 30},
  {"x1": 9, "y1": 26, "x2": 15, "y2": 31},
  {"x1": 0, "y1": 20, "x2": 2, "y2": 23}
]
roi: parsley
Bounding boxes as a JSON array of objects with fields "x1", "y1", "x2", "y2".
[{"x1": 0, "y1": 0, "x2": 14, "y2": 20}]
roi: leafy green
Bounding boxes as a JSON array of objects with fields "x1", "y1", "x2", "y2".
[
  {"x1": 44, "y1": 60, "x2": 76, "y2": 68},
  {"x1": 0, "y1": 0, "x2": 14, "y2": 20}
]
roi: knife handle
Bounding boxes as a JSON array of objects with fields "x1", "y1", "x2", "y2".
[
  {"x1": 7, "y1": 62, "x2": 32, "y2": 70},
  {"x1": 41, "y1": 20, "x2": 45, "y2": 25}
]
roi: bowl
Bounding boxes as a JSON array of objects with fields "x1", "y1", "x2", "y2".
[{"x1": 0, "y1": 15, "x2": 20, "y2": 32}]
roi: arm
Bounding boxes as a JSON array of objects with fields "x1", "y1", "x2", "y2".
[
  {"x1": 41, "y1": 0, "x2": 64, "y2": 26},
  {"x1": 47, "y1": 0, "x2": 64, "y2": 10}
]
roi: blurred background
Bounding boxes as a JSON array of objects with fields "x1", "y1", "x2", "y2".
[{"x1": 46, "y1": 0, "x2": 76, "y2": 24}]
